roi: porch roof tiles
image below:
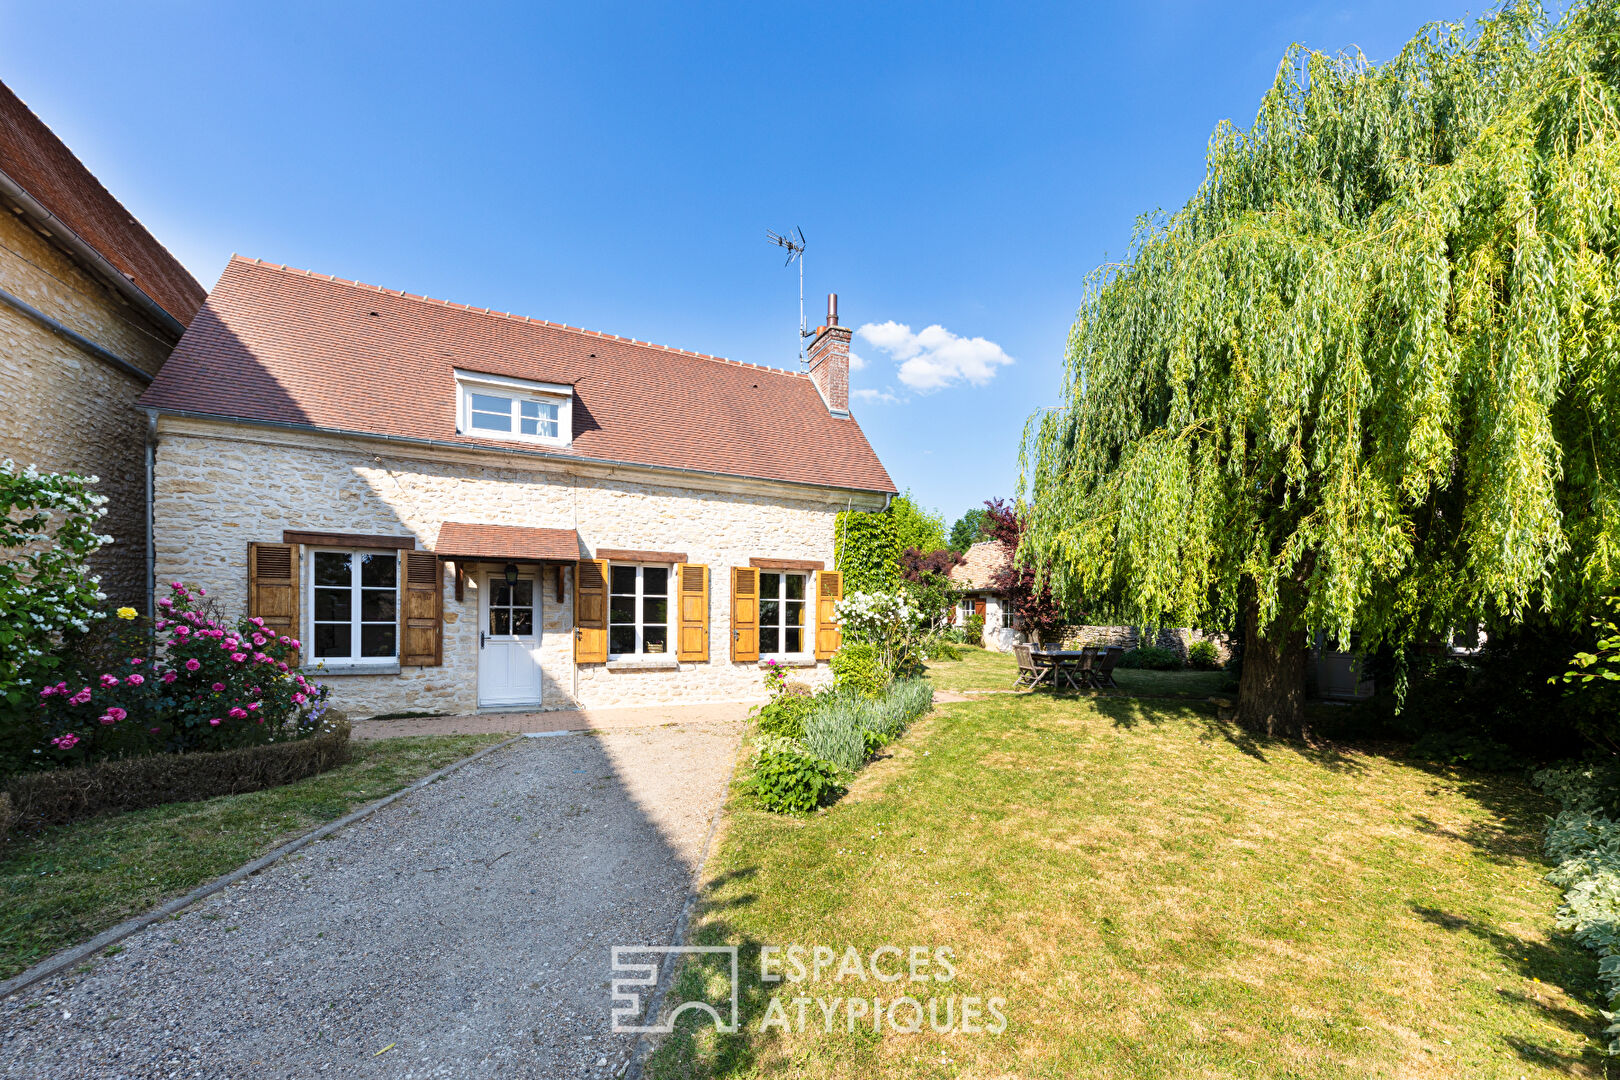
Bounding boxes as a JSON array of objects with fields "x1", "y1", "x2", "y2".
[{"x1": 434, "y1": 522, "x2": 586, "y2": 563}]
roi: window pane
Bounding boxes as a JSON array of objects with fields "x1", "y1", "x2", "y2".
[
  {"x1": 360, "y1": 589, "x2": 396, "y2": 622},
  {"x1": 642, "y1": 596, "x2": 668, "y2": 624},
  {"x1": 471, "y1": 412, "x2": 511, "y2": 432},
  {"x1": 470, "y1": 394, "x2": 512, "y2": 431},
  {"x1": 785, "y1": 574, "x2": 806, "y2": 600},
  {"x1": 643, "y1": 625, "x2": 667, "y2": 652},
  {"x1": 491, "y1": 609, "x2": 511, "y2": 635},
  {"x1": 642, "y1": 567, "x2": 669, "y2": 595},
  {"x1": 491, "y1": 583, "x2": 512, "y2": 608},
  {"x1": 512, "y1": 609, "x2": 534, "y2": 636},
  {"x1": 786, "y1": 600, "x2": 804, "y2": 627},
  {"x1": 760, "y1": 599, "x2": 780, "y2": 629},
  {"x1": 313, "y1": 623, "x2": 349, "y2": 658},
  {"x1": 314, "y1": 587, "x2": 351, "y2": 622},
  {"x1": 314, "y1": 552, "x2": 351, "y2": 587},
  {"x1": 512, "y1": 580, "x2": 533, "y2": 607},
  {"x1": 759, "y1": 572, "x2": 781, "y2": 600},
  {"x1": 760, "y1": 626, "x2": 780, "y2": 654},
  {"x1": 610, "y1": 596, "x2": 636, "y2": 624},
  {"x1": 360, "y1": 624, "x2": 395, "y2": 658},
  {"x1": 785, "y1": 627, "x2": 802, "y2": 654},
  {"x1": 360, "y1": 553, "x2": 396, "y2": 587},
  {"x1": 611, "y1": 565, "x2": 637, "y2": 594},
  {"x1": 610, "y1": 626, "x2": 636, "y2": 654}
]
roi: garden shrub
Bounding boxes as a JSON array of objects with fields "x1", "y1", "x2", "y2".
[
  {"x1": 830, "y1": 641, "x2": 887, "y2": 698},
  {"x1": 6, "y1": 713, "x2": 351, "y2": 829},
  {"x1": 751, "y1": 736, "x2": 843, "y2": 813},
  {"x1": 805, "y1": 695, "x2": 869, "y2": 771},
  {"x1": 1409, "y1": 730, "x2": 1520, "y2": 772},
  {"x1": 1119, "y1": 645, "x2": 1182, "y2": 670},
  {"x1": 1186, "y1": 639, "x2": 1220, "y2": 670},
  {"x1": 965, "y1": 613, "x2": 985, "y2": 642},
  {"x1": 834, "y1": 509, "x2": 900, "y2": 594},
  {"x1": 14, "y1": 581, "x2": 330, "y2": 776},
  {"x1": 753, "y1": 692, "x2": 814, "y2": 740}
]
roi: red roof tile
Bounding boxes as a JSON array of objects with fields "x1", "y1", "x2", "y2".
[
  {"x1": 140, "y1": 257, "x2": 897, "y2": 494},
  {"x1": 434, "y1": 522, "x2": 585, "y2": 562},
  {"x1": 0, "y1": 80, "x2": 204, "y2": 327}
]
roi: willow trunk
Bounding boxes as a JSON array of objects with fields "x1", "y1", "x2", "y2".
[{"x1": 1236, "y1": 592, "x2": 1308, "y2": 738}]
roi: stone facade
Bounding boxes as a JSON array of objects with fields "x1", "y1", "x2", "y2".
[
  {"x1": 0, "y1": 212, "x2": 179, "y2": 607},
  {"x1": 151, "y1": 416, "x2": 882, "y2": 717}
]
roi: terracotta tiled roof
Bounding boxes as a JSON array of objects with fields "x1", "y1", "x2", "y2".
[
  {"x1": 949, "y1": 541, "x2": 1006, "y2": 591},
  {"x1": 140, "y1": 257, "x2": 897, "y2": 494},
  {"x1": 434, "y1": 522, "x2": 585, "y2": 562},
  {"x1": 0, "y1": 80, "x2": 204, "y2": 327}
]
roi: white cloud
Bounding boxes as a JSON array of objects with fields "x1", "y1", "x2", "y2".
[
  {"x1": 852, "y1": 386, "x2": 903, "y2": 405},
  {"x1": 848, "y1": 350, "x2": 868, "y2": 372},
  {"x1": 856, "y1": 321, "x2": 1014, "y2": 392}
]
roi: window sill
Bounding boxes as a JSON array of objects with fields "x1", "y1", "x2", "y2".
[
  {"x1": 606, "y1": 655, "x2": 680, "y2": 672},
  {"x1": 759, "y1": 654, "x2": 816, "y2": 668},
  {"x1": 304, "y1": 661, "x2": 401, "y2": 677}
]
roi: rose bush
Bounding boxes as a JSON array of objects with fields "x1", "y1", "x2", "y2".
[{"x1": 18, "y1": 581, "x2": 329, "y2": 774}]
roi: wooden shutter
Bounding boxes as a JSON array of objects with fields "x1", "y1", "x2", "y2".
[
  {"x1": 575, "y1": 559, "x2": 608, "y2": 663},
  {"x1": 815, "y1": 569, "x2": 843, "y2": 660},
  {"x1": 730, "y1": 566, "x2": 759, "y2": 662},
  {"x1": 401, "y1": 551, "x2": 443, "y2": 666},
  {"x1": 974, "y1": 598, "x2": 987, "y2": 618},
  {"x1": 247, "y1": 543, "x2": 298, "y2": 645},
  {"x1": 675, "y1": 563, "x2": 709, "y2": 662}
]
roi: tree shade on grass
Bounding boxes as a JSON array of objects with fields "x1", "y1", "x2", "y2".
[{"x1": 1020, "y1": 1, "x2": 1620, "y2": 736}]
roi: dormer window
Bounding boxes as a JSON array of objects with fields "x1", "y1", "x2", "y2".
[{"x1": 455, "y1": 370, "x2": 573, "y2": 448}]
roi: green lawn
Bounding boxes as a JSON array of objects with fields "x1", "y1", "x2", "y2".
[
  {"x1": 648, "y1": 694, "x2": 1598, "y2": 1079},
  {"x1": 927, "y1": 645, "x2": 1227, "y2": 698},
  {"x1": 0, "y1": 733, "x2": 505, "y2": 980}
]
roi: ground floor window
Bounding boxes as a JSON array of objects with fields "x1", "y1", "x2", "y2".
[
  {"x1": 759, "y1": 571, "x2": 806, "y2": 655},
  {"x1": 959, "y1": 599, "x2": 975, "y2": 624},
  {"x1": 1001, "y1": 605, "x2": 1014, "y2": 628},
  {"x1": 610, "y1": 564, "x2": 670, "y2": 655},
  {"x1": 311, "y1": 550, "x2": 397, "y2": 662}
]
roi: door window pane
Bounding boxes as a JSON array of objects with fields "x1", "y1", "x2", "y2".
[
  {"x1": 491, "y1": 609, "x2": 511, "y2": 635},
  {"x1": 486, "y1": 573, "x2": 537, "y2": 639}
]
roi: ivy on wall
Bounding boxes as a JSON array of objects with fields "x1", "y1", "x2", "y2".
[{"x1": 834, "y1": 510, "x2": 900, "y2": 594}]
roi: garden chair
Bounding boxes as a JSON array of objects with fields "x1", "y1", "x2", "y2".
[
  {"x1": 1055, "y1": 647, "x2": 1095, "y2": 690},
  {"x1": 1092, "y1": 645, "x2": 1125, "y2": 689},
  {"x1": 1013, "y1": 643, "x2": 1049, "y2": 689}
]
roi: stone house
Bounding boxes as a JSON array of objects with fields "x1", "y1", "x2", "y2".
[
  {"x1": 948, "y1": 541, "x2": 1023, "y2": 652},
  {"x1": 138, "y1": 260, "x2": 895, "y2": 714},
  {"x1": 0, "y1": 79, "x2": 206, "y2": 607}
]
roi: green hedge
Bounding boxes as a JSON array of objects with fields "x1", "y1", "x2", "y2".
[
  {"x1": 835, "y1": 510, "x2": 900, "y2": 593},
  {"x1": 5, "y1": 716, "x2": 352, "y2": 830}
]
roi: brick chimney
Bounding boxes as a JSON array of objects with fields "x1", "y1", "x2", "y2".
[{"x1": 806, "y1": 293, "x2": 850, "y2": 416}]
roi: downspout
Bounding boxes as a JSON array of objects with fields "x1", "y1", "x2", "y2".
[{"x1": 145, "y1": 411, "x2": 157, "y2": 618}]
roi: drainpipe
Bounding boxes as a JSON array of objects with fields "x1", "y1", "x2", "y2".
[{"x1": 145, "y1": 411, "x2": 157, "y2": 618}]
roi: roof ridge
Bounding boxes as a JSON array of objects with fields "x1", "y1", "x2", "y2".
[{"x1": 229, "y1": 255, "x2": 811, "y2": 380}]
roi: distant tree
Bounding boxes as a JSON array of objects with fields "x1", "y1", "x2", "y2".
[
  {"x1": 899, "y1": 547, "x2": 965, "y2": 630},
  {"x1": 888, "y1": 491, "x2": 948, "y2": 556},
  {"x1": 984, "y1": 499, "x2": 1069, "y2": 643},
  {"x1": 949, "y1": 508, "x2": 990, "y2": 553}
]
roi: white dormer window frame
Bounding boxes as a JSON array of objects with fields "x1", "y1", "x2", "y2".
[{"x1": 454, "y1": 369, "x2": 573, "y2": 448}]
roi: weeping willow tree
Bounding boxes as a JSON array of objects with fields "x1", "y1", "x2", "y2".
[{"x1": 1020, "y1": 0, "x2": 1620, "y2": 735}]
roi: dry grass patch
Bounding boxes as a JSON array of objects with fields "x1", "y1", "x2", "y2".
[{"x1": 647, "y1": 693, "x2": 1600, "y2": 1079}]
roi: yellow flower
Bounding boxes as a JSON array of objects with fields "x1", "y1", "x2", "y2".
[{"x1": 115, "y1": 607, "x2": 138, "y2": 620}]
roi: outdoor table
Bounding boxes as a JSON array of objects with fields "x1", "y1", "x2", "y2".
[{"x1": 1029, "y1": 648, "x2": 1093, "y2": 690}]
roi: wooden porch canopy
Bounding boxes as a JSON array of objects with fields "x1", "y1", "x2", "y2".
[{"x1": 431, "y1": 522, "x2": 587, "y2": 563}]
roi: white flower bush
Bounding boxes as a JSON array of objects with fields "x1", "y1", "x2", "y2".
[{"x1": 834, "y1": 590, "x2": 932, "y2": 675}]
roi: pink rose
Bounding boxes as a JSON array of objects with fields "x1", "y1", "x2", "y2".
[
  {"x1": 99, "y1": 674, "x2": 119, "y2": 688},
  {"x1": 98, "y1": 707, "x2": 126, "y2": 725},
  {"x1": 130, "y1": 657, "x2": 144, "y2": 665},
  {"x1": 185, "y1": 659, "x2": 201, "y2": 672},
  {"x1": 161, "y1": 671, "x2": 177, "y2": 684},
  {"x1": 251, "y1": 617, "x2": 265, "y2": 628},
  {"x1": 198, "y1": 587, "x2": 207, "y2": 596},
  {"x1": 228, "y1": 706, "x2": 248, "y2": 719},
  {"x1": 157, "y1": 597, "x2": 174, "y2": 608},
  {"x1": 212, "y1": 682, "x2": 225, "y2": 692},
  {"x1": 149, "y1": 726, "x2": 161, "y2": 734},
  {"x1": 38, "y1": 685, "x2": 56, "y2": 698},
  {"x1": 126, "y1": 674, "x2": 145, "y2": 686},
  {"x1": 277, "y1": 662, "x2": 289, "y2": 672},
  {"x1": 289, "y1": 639, "x2": 301, "y2": 650},
  {"x1": 292, "y1": 692, "x2": 307, "y2": 704},
  {"x1": 68, "y1": 688, "x2": 92, "y2": 706},
  {"x1": 252, "y1": 634, "x2": 266, "y2": 647},
  {"x1": 253, "y1": 652, "x2": 269, "y2": 664},
  {"x1": 247, "y1": 701, "x2": 261, "y2": 711},
  {"x1": 208, "y1": 717, "x2": 221, "y2": 726},
  {"x1": 231, "y1": 652, "x2": 247, "y2": 663},
  {"x1": 51, "y1": 732, "x2": 79, "y2": 750}
]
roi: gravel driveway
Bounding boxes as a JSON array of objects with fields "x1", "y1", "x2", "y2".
[{"x1": 0, "y1": 718, "x2": 742, "y2": 1079}]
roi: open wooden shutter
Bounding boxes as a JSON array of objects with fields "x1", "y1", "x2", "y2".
[
  {"x1": 575, "y1": 559, "x2": 608, "y2": 663},
  {"x1": 401, "y1": 551, "x2": 443, "y2": 666},
  {"x1": 974, "y1": 598, "x2": 987, "y2": 618},
  {"x1": 730, "y1": 566, "x2": 759, "y2": 662},
  {"x1": 247, "y1": 542, "x2": 298, "y2": 645},
  {"x1": 675, "y1": 563, "x2": 709, "y2": 662},
  {"x1": 815, "y1": 569, "x2": 843, "y2": 660}
]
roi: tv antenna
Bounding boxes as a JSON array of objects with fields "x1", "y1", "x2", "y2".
[{"x1": 766, "y1": 226, "x2": 811, "y2": 366}]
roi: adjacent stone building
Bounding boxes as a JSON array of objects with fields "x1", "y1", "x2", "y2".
[
  {"x1": 139, "y1": 259, "x2": 894, "y2": 714},
  {"x1": 0, "y1": 79, "x2": 205, "y2": 607},
  {"x1": 949, "y1": 541, "x2": 1023, "y2": 652}
]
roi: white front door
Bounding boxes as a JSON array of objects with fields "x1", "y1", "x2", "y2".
[{"x1": 477, "y1": 572, "x2": 542, "y2": 708}]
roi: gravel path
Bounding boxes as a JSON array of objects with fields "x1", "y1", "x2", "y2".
[{"x1": 0, "y1": 719, "x2": 742, "y2": 1079}]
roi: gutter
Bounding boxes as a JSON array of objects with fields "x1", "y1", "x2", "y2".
[
  {"x1": 147, "y1": 406, "x2": 898, "y2": 502},
  {"x1": 0, "y1": 168, "x2": 187, "y2": 340},
  {"x1": 0, "y1": 285, "x2": 151, "y2": 384}
]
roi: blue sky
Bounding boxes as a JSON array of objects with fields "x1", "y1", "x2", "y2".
[{"x1": 4, "y1": 0, "x2": 1471, "y2": 526}]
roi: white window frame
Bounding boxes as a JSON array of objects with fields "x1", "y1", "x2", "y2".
[
  {"x1": 758, "y1": 570, "x2": 809, "y2": 659},
  {"x1": 1000, "y1": 603, "x2": 1014, "y2": 629},
  {"x1": 607, "y1": 563, "x2": 674, "y2": 659},
  {"x1": 454, "y1": 369, "x2": 573, "y2": 448},
  {"x1": 306, "y1": 548, "x2": 399, "y2": 667},
  {"x1": 959, "y1": 599, "x2": 975, "y2": 624}
]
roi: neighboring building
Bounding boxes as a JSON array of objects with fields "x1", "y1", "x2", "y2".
[
  {"x1": 139, "y1": 262, "x2": 894, "y2": 714},
  {"x1": 949, "y1": 541, "x2": 1022, "y2": 652},
  {"x1": 0, "y1": 79, "x2": 206, "y2": 607}
]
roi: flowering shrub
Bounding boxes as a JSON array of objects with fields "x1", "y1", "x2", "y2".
[
  {"x1": 833, "y1": 590, "x2": 935, "y2": 678},
  {"x1": 760, "y1": 658, "x2": 789, "y2": 697},
  {"x1": 0, "y1": 461, "x2": 110, "y2": 719},
  {"x1": 18, "y1": 582, "x2": 329, "y2": 773}
]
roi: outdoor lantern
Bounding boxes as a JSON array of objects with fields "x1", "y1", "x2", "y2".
[{"x1": 503, "y1": 563, "x2": 520, "y2": 586}]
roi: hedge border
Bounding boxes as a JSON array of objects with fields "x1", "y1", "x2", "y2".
[
  {"x1": 0, "y1": 733, "x2": 524, "y2": 1000},
  {"x1": 5, "y1": 719, "x2": 353, "y2": 831}
]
